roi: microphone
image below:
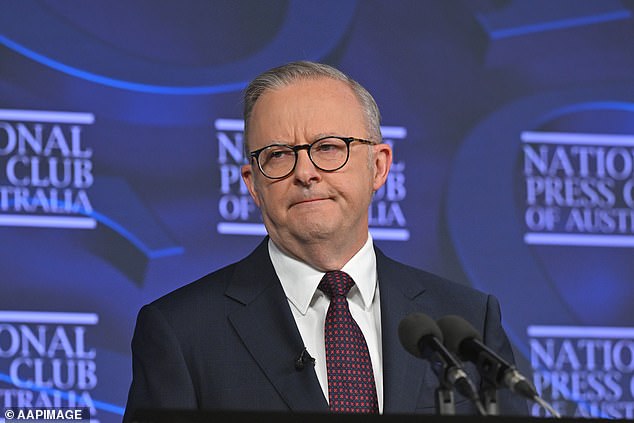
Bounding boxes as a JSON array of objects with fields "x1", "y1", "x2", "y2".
[
  {"x1": 436, "y1": 315, "x2": 536, "y2": 398},
  {"x1": 294, "y1": 348, "x2": 315, "y2": 371},
  {"x1": 398, "y1": 313, "x2": 485, "y2": 415},
  {"x1": 437, "y1": 315, "x2": 560, "y2": 418}
]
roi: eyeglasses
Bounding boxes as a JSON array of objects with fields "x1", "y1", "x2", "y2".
[{"x1": 249, "y1": 136, "x2": 374, "y2": 179}]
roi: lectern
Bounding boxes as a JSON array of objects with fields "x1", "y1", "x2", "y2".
[{"x1": 132, "y1": 409, "x2": 618, "y2": 423}]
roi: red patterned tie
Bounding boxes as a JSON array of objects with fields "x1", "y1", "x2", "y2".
[{"x1": 318, "y1": 270, "x2": 379, "y2": 413}]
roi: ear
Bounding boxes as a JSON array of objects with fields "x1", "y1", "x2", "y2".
[
  {"x1": 372, "y1": 143, "x2": 393, "y2": 191},
  {"x1": 241, "y1": 163, "x2": 262, "y2": 208}
]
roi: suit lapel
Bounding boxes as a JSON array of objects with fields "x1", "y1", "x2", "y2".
[
  {"x1": 225, "y1": 239, "x2": 328, "y2": 412},
  {"x1": 376, "y1": 248, "x2": 433, "y2": 413},
  {"x1": 223, "y1": 240, "x2": 436, "y2": 413}
]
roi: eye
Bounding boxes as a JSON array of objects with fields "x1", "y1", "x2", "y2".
[
  {"x1": 262, "y1": 146, "x2": 293, "y2": 162},
  {"x1": 269, "y1": 150, "x2": 286, "y2": 159},
  {"x1": 314, "y1": 138, "x2": 346, "y2": 153},
  {"x1": 316, "y1": 143, "x2": 336, "y2": 152}
]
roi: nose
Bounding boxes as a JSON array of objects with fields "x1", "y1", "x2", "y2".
[{"x1": 293, "y1": 148, "x2": 321, "y2": 185}]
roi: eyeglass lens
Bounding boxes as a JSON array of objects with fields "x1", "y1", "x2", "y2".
[{"x1": 258, "y1": 137, "x2": 350, "y2": 178}]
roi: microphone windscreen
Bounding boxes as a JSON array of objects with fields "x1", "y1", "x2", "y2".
[
  {"x1": 436, "y1": 315, "x2": 482, "y2": 356},
  {"x1": 398, "y1": 313, "x2": 443, "y2": 358}
]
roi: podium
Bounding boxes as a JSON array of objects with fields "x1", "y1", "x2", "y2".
[{"x1": 131, "y1": 409, "x2": 621, "y2": 423}]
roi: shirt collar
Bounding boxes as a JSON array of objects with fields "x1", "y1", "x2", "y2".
[{"x1": 269, "y1": 234, "x2": 378, "y2": 315}]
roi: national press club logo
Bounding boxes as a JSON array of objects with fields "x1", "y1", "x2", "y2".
[
  {"x1": 528, "y1": 325, "x2": 634, "y2": 418},
  {"x1": 0, "y1": 109, "x2": 95, "y2": 229},
  {"x1": 0, "y1": 311, "x2": 100, "y2": 420},
  {"x1": 213, "y1": 118, "x2": 410, "y2": 241},
  {"x1": 522, "y1": 131, "x2": 634, "y2": 247},
  {"x1": 446, "y1": 87, "x2": 634, "y2": 419}
]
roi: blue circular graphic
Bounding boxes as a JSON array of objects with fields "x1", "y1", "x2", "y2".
[{"x1": 446, "y1": 85, "x2": 634, "y2": 357}]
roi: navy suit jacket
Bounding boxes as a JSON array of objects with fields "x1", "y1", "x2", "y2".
[{"x1": 123, "y1": 238, "x2": 527, "y2": 421}]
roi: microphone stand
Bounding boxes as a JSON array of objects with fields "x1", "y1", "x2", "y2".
[
  {"x1": 427, "y1": 341, "x2": 486, "y2": 416},
  {"x1": 473, "y1": 352, "x2": 504, "y2": 416},
  {"x1": 435, "y1": 386, "x2": 456, "y2": 416},
  {"x1": 472, "y1": 347, "x2": 560, "y2": 417},
  {"x1": 480, "y1": 382, "x2": 499, "y2": 416},
  {"x1": 429, "y1": 359, "x2": 456, "y2": 415}
]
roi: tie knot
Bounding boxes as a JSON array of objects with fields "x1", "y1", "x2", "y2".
[{"x1": 318, "y1": 270, "x2": 354, "y2": 299}]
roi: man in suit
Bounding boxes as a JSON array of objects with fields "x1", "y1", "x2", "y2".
[{"x1": 124, "y1": 61, "x2": 528, "y2": 420}]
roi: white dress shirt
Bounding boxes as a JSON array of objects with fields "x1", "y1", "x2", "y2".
[{"x1": 269, "y1": 234, "x2": 384, "y2": 412}]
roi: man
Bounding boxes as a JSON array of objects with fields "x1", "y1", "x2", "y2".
[{"x1": 124, "y1": 61, "x2": 527, "y2": 420}]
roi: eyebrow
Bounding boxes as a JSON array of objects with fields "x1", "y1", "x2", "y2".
[{"x1": 264, "y1": 133, "x2": 342, "y2": 145}]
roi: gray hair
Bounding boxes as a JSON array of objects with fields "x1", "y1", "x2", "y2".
[{"x1": 243, "y1": 61, "x2": 381, "y2": 152}]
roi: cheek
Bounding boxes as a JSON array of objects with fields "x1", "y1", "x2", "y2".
[
  {"x1": 336, "y1": 176, "x2": 373, "y2": 203},
  {"x1": 255, "y1": 184, "x2": 285, "y2": 214}
]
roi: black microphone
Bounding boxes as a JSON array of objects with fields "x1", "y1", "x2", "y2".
[
  {"x1": 436, "y1": 315, "x2": 537, "y2": 399},
  {"x1": 294, "y1": 348, "x2": 315, "y2": 371},
  {"x1": 398, "y1": 313, "x2": 485, "y2": 415}
]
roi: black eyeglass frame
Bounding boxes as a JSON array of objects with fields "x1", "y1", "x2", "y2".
[{"x1": 249, "y1": 136, "x2": 375, "y2": 180}]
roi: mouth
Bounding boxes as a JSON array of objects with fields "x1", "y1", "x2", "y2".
[{"x1": 290, "y1": 197, "x2": 329, "y2": 208}]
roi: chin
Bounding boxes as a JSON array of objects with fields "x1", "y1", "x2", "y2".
[{"x1": 282, "y1": 220, "x2": 336, "y2": 241}]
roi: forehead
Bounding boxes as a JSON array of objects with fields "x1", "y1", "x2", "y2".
[{"x1": 248, "y1": 77, "x2": 367, "y2": 144}]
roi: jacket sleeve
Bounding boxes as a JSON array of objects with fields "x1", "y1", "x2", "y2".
[
  {"x1": 483, "y1": 294, "x2": 530, "y2": 416},
  {"x1": 123, "y1": 303, "x2": 198, "y2": 423}
]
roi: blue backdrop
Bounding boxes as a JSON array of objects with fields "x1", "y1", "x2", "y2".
[{"x1": 2, "y1": 1, "x2": 634, "y2": 421}]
